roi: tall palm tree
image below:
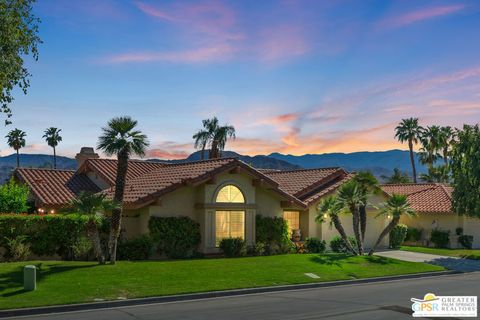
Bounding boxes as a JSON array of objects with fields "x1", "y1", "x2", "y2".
[
  {"x1": 192, "y1": 117, "x2": 236, "y2": 159},
  {"x1": 418, "y1": 125, "x2": 442, "y2": 169},
  {"x1": 353, "y1": 171, "x2": 379, "y2": 243},
  {"x1": 337, "y1": 181, "x2": 365, "y2": 255},
  {"x1": 43, "y1": 127, "x2": 62, "y2": 169},
  {"x1": 420, "y1": 165, "x2": 450, "y2": 183},
  {"x1": 368, "y1": 194, "x2": 415, "y2": 255},
  {"x1": 70, "y1": 192, "x2": 118, "y2": 264},
  {"x1": 395, "y1": 118, "x2": 423, "y2": 183},
  {"x1": 381, "y1": 168, "x2": 411, "y2": 184},
  {"x1": 97, "y1": 116, "x2": 149, "y2": 264},
  {"x1": 5, "y1": 129, "x2": 26, "y2": 168},
  {"x1": 439, "y1": 126, "x2": 455, "y2": 164},
  {"x1": 316, "y1": 196, "x2": 358, "y2": 255}
]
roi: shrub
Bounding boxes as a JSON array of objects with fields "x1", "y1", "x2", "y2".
[
  {"x1": 71, "y1": 236, "x2": 93, "y2": 261},
  {"x1": 405, "y1": 227, "x2": 422, "y2": 242},
  {"x1": 294, "y1": 242, "x2": 307, "y2": 254},
  {"x1": 219, "y1": 238, "x2": 247, "y2": 258},
  {"x1": 458, "y1": 235, "x2": 474, "y2": 249},
  {"x1": 117, "y1": 235, "x2": 154, "y2": 260},
  {"x1": 0, "y1": 179, "x2": 29, "y2": 213},
  {"x1": 389, "y1": 224, "x2": 408, "y2": 249},
  {"x1": 455, "y1": 227, "x2": 464, "y2": 236},
  {"x1": 0, "y1": 214, "x2": 106, "y2": 259},
  {"x1": 149, "y1": 216, "x2": 201, "y2": 259},
  {"x1": 305, "y1": 237, "x2": 326, "y2": 253},
  {"x1": 249, "y1": 242, "x2": 265, "y2": 256},
  {"x1": 255, "y1": 215, "x2": 291, "y2": 255},
  {"x1": 430, "y1": 229, "x2": 450, "y2": 248},
  {"x1": 330, "y1": 236, "x2": 357, "y2": 253},
  {"x1": 3, "y1": 236, "x2": 31, "y2": 261}
]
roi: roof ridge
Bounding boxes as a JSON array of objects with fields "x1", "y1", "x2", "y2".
[
  {"x1": 264, "y1": 167, "x2": 342, "y2": 174},
  {"x1": 162, "y1": 157, "x2": 238, "y2": 167},
  {"x1": 16, "y1": 168, "x2": 76, "y2": 172},
  {"x1": 437, "y1": 183, "x2": 453, "y2": 200}
]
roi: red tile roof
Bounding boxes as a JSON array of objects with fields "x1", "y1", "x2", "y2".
[
  {"x1": 15, "y1": 168, "x2": 100, "y2": 208},
  {"x1": 380, "y1": 183, "x2": 453, "y2": 214}
]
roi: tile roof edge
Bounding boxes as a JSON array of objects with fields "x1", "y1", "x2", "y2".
[{"x1": 263, "y1": 167, "x2": 342, "y2": 174}]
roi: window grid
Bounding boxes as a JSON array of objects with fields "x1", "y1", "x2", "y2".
[
  {"x1": 216, "y1": 185, "x2": 245, "y2": 203},
  {"x1": 284, "y1": 211, "x2": 300, "y2": 238},
  {"x1": 215, "y1": 210, "x2": 245, "y2": 246}
]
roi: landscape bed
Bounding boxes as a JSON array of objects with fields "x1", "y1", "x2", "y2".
[
  {"x1": 401, "y1": 246, "x2": 480, "y2": 260},
  {"x1": 0, "y1": 253, "x2": 444, "y2": 310}
]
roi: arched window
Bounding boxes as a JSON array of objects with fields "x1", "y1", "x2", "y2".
[{"x1": 215, "y1": 185, "x2": 245, "y2": 203}]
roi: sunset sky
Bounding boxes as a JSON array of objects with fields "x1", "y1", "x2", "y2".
[{"x1": 2, "y1": 0, "x2": 480, "y2": 159}]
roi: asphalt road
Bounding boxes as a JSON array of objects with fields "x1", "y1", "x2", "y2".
[{"x1": 14, "y1": 272, "x2": 480, "y2": 320}]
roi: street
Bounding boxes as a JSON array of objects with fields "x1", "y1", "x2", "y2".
[{"x1": 13, "y1": 272, "x2": 480, "y2": 320}]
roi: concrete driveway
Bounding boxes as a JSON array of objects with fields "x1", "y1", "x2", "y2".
[{"x1": 374, "y1": 250, "x2": 480, "y2": 272}]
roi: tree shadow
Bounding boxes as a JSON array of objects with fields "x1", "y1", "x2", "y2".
[
  {"x1": 0, "y1": 262, "x2": 98, "y2": 298},
  {"x1": 363, "y1": 255, "x2": 392, "y2": 265},
  {"x1": 309, "y1": 254, "x2": 351, "y2": 267}
]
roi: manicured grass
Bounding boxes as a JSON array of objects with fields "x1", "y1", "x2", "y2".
[
  {"x1": 0, "y1": 254, "x2": 444, "y2": 310},
  {"x1": 401, "y1": 246, "x2": 480, "y2": 260}
]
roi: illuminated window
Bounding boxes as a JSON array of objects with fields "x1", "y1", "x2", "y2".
[
  {"x1": 215, "y1": 185, "x2": 245, "y2": 203},
  {"x1": 284, "y1": 211, "x2": 300, "y2": 237},
  {"x1": 215, "y1": 211, "x2": 245, "y2": 246}
]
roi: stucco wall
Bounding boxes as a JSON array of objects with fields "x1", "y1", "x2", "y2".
[{"x1": 462, "y1": 216, "x2": 480, "y2": 248}]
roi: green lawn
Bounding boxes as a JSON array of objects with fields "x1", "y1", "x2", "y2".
[
  {"x1": 401, "y1": 246, "x2": 480, "y2": 260},
  {"x1": 0, "y1": 254, "x2": 444, "y2": 310}
]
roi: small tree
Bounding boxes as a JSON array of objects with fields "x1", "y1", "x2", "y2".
[
  {"x1": 43, "y1": 127, "x2": 62, "y2": 169},
  {"x1": 381, "y1": 168, "x2": 411, "y2": 184},
  {"x1": 368, "y1": 194, "x2": 415, "y2": 255},
  {"x1": 451, "y1": 124, "x2": 480, "y2": 218},
  {"x1": 0, "y1": 178, "x2": 29, "y2": 213},
  {"x1": 337, "y1": 181, "x2": 365, "y2": 254},
  {"x1": 353, "y1": 171, "x2": 379, "y2": 243},
  {"x1": 5, "y1": 129, "x2": 26, "y2": 167}
]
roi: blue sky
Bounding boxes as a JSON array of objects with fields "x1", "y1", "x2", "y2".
[{"x1": 2, "y1": 0, "x2": 480, "y2": 159}]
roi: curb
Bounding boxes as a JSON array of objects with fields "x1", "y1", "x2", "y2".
[{"x1": 0, "y1": 270, "x2": 461, "y2": 318}]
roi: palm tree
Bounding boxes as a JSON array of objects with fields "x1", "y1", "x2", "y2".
[
  {"x1": 418, "y1": 125, "x2": 442, "y2": 169},
  {"x1": 43, "y1": 127, "x2": 62, "y2": 169},
  {"x1": 353, "y1": 171, "x2": 379, "y2": 243},
  {"x1": 368, "y1": 194, "x2": 415, "y2": 255},
  {"x1": 337, "y1": 181, "x2": 365, "y2": 255},
  {"x1": 97, "y1": 116, "x2": 149, "y2": 264},
  {"x1": 420, "y1": 165, "x2": 450, "y2": 183},
  {"x1": 5, "y1": 129, "x2": 26, "y2": 167},
  {"x1": 395, "y1": 118, "x2": 423, "y2": 183},
  {"x1": 192, "y1": 117, "x2": 236, "y2": 159},
  {"x1": 381, "y1": 168, "x2": 411, "y2": 184},
  {"x1": 70, "y1": 192, "x2": 118, "y2": 264},
  {"x1": 316, "y1": 196, "x2": 358, "y2": 255},
  {"x1": 439, "y1": 126, "x2": 455, "y2": 164}
]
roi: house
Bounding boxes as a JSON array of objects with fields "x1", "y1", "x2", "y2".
[
  {"x1": 14, "y1": 147, "x2": 391, "y2": 253},
  {"x1": 378, "y1": 183, "x2": 480, "y2": 248}
]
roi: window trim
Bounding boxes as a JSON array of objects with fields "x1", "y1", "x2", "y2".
[
  {"x1": 214, "y1": 210, "x2": 246, "y2": 247},
  {"x1": 213, "y1": 183, "x2": 246, "y2": 204}
]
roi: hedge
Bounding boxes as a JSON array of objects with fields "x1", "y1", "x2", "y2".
[
  {"x1": 389, "y1": 224, "x2": 408, "y2": 249},
  {"x1": 148, "y1": 216, "x2": 201, "y2": 259},
  {"x1": 0, "y1": 214, "x2": 106, "y2": 260},
  {"x1": 255, "y1": 215, "x2": 292, "y2": 254}
]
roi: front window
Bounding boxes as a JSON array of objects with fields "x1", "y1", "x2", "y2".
[
  {"x1": 216, "y1": 185, "x2": 245, "y2": 203},
  {"x1": 284, "y1": 211, "x2": 300, "y2": 238},
  {"x1": 215, "y1": 211, "x2": 245, "y2": 245}
]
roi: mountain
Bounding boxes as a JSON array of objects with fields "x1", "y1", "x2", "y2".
[{"x1": 268, "y1": 150, "x2": 427, "y2": 177}]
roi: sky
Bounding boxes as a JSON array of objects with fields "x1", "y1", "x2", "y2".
[{"x1": 2, "y1": 0, "x2": 480, "y2": 159}]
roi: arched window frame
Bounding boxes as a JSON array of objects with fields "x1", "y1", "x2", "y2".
[{"x1": 214, "y1": 183, "x2": 246, "y2": 204}]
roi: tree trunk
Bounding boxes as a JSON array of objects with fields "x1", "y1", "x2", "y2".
[
  {"x1": 16, "y1": 149, "x2": 19, "y2": 168},
  {"x1": 331, "y1": 215, "x2": 358, "y2": 255},
  {"x1": 87, "y1": 219, "x2": 105, "y2": 264},
  {"x1": 201, "y1": 147, "x2": 205, "y2": 160},
  {"x1": 409, "y1": 139, "x2": 417, "y2": 183},
  {"x1": 368, "y1": 217, "x2": 400, "y2": 255},
  {"x1": 53, "y1": 147, "x2": 57, "y2": 169},
  {"x1": 443, "y1": 147, "x2": 448, "y2": 165},
  {"x1": 109, "y1": 149, "x2": 129, "y2": 264},
  {"x1": 359, "y1": 204, "x2": 367, "y2": 243},
  {"x1": 351, "y1": 205, "x2": 364, "y2": 255},
  {"x1": 210, "y1": 140, "x2": 219, "y2": 159}
]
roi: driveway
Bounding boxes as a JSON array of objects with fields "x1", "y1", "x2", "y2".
[{"x1": 375, "y1": 250, "x2": 480, "y2": 272}]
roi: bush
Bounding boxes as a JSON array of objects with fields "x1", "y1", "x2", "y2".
[
  {"x1": 389, "y1": 224, "x2": 408, "y2": 249},
  {"x1": 117, "y1": 235, "x2": 154, "y2": 260},
  {"x1": 330, "y1": 236, "x2": 357, "y2": 253},
  {"x1": 255, "y1": 215, "x2": 291, "y2": 255},
  {"x1": 3, "y1": 236, "x2": 31, "y2": 261},
  {"x1": 149, "y1": 216, "x2": 201, "y2": 259},
  {"x1": 0, "y1": 179, "x2": 29, "y2": 213},
  {"x1": 71, "y1": 236, "x2": 93, "y2": 261},
  {"x1": 249, "y1": 242, "x2": 265, "y2": 256},
  {"x1": 405, "y1": 227, "x2": 422, "y2": 242},
  {"x1": 219, "y1": 238, "x2": 247, "y2": 257},
  {"x1": 430, "y1": 229, "x2": 450, "y2": 248},
  {"x1": 458, "y1": 235, "x2": 474, "y2": 249},
  {"x1": 305, "y1": 237, "x2": 326, "y2": 253},
  {"x1": 0, "y1": 214, "x2": 106, "y2": 259},
  {"x1": 455, "y1": 227, "x2": 464, "y2": 236}
]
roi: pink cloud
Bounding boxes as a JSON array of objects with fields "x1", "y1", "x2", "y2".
[
  {"x1": 379, "y1": 4, "x2": 465, "y2": 29},
  {"x1": 256, "y1": 25, "x2": 309, "y2": 62}
]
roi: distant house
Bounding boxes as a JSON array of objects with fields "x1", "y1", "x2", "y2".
[
  {"x1": 378, "y1": 184, "x2": 480, "y2": 248},
  {"x1": 15, "y1": 147, "x2": 392, "y2": 253}
]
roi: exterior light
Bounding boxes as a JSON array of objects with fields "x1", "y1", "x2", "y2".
[
  {"x1": 323, "y1": 213, "x2": 328, "y2": 219},
  {"x1": 50, "y1": 209, "x2": 55, "y2": 214},
  {"x1": 387, "y1": 215, "x2": 391, "y2": 219}
]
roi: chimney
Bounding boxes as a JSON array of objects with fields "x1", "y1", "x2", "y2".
[{"x1": 75, "y1": 147, "x2": 99, "y2": 168}]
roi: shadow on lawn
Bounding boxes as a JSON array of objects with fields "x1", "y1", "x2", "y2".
[
  {"x1": 0, "y1": 263, "x2": 97, "y2": 298},
  {"x1": 309, "y1": 254, "x2": 393, "y2": 267}
]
